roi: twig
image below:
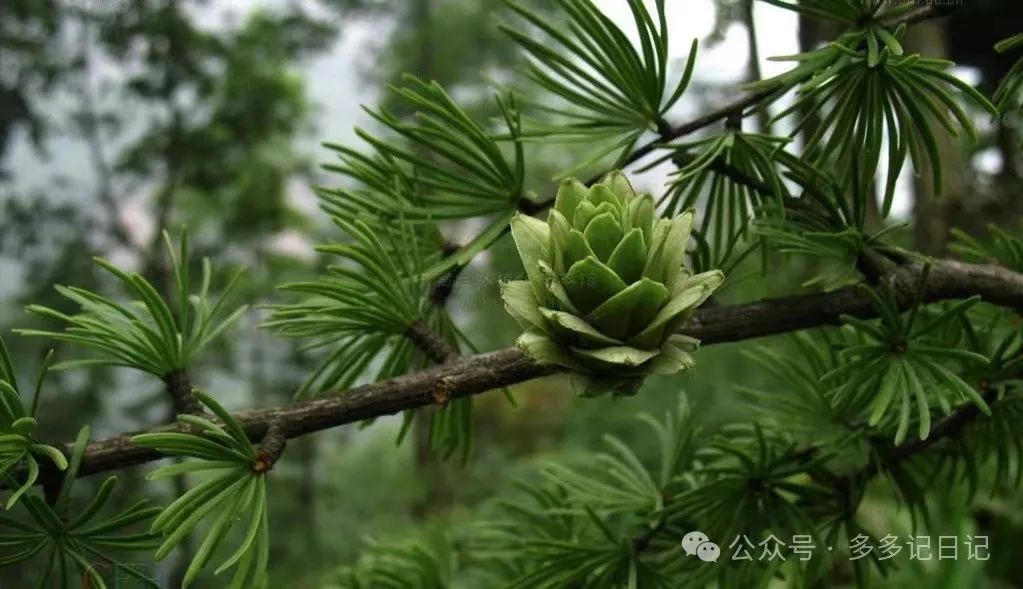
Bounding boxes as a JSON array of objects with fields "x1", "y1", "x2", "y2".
[
  {"x1": 252, "y1": 421, "x2": 287, "y2": 474},
  {"x1": 857, "y1": 385, "x2": 1003, "y2": 481}
]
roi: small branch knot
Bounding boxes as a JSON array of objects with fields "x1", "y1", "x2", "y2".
[
  {"x1": 162, "y1": 369, "x2": 202, "y2": 415},
  {"x1": 252, "y1": 423, "x2": 286, "y2": 474},
  {"x1": 431, "y1": 376, "x2": 455, "y2": 407}
]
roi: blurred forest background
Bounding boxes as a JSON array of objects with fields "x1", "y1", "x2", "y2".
[{"x1": 1, "y1": 0, "x2": 1020, "y2": 587}]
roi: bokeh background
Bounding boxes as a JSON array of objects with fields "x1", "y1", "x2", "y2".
[{"x1": 1, "y1": 0, "x2": 1021, "y2": 586}]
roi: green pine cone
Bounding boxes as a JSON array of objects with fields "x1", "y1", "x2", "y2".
[{"x1": 501, "y1": 171, "x2": 724, "y2": 395}]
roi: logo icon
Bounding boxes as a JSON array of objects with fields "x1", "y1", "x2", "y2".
[
  {"x1": 682, "y1": 530, "x2": 720, "y2": 562},
  {"x1": 696, "y1": 541, "x2": 721, "y2": 562}
]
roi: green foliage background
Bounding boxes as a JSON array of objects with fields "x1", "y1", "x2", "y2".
[{"x1": 0, "y1": 0, "x2": 1021, "y2": 587}]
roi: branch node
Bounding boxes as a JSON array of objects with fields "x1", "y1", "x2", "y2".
[
  {"x1": 252, "y1": 422, "x2": 286, "y2": 474},
  {"x1": 431, "y1": 376, "x2": 455, "y2": 407},
  {"x1": 725, "y1": 109, "x2": 743, "y2": 131}
]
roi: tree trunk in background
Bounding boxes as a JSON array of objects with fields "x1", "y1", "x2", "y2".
[
  {"x1": 149, "y1": 6, "x2": 192, "y2": 584},
  {"x1": 742, "y1": 0, "x2": 772, "y2": 134},
  {"x1": 903, "y1": 19, "x2": 969, "y2": 256},
  {"x1": 407, "y1": 0, "x2": 452, "y2": 522}
]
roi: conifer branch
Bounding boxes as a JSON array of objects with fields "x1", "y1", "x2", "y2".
[
  {"x1": 858, "y1": 385, "x2": 1005, "y2": 481},
  {"x1": 594, "y1": 4, "x2": 951, "y2": 180},
  {"x1": 628, "y1": 379, "x2": 1014, "y2": 554},
  {"x1": 20, "y1": 258, "x2": 1019, "y2": 485},
  {"x1": 436, "y1": 2, "x2": 954, "y2": 312},
  {"x1": 516, "y1": 3, "x2": 952, "y2": 214}
]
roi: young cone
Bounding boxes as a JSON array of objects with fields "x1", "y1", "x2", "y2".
[{"x1": 501, "y1": 171, "x2": 724, "y2": 395}]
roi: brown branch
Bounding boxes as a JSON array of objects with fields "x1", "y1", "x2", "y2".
[
  {"x1": 56, "y1": 347, "x2": 548, "y2": 479},
  {"x1": 575, "y1": 89, "x2": 778, "y2": 191},
  {"x1": 24, "y1": 258, "x2": 1019, "y2": 485},
  {"x1": 687, "y1": 259, "x2": 1023, "y2": 340}
]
